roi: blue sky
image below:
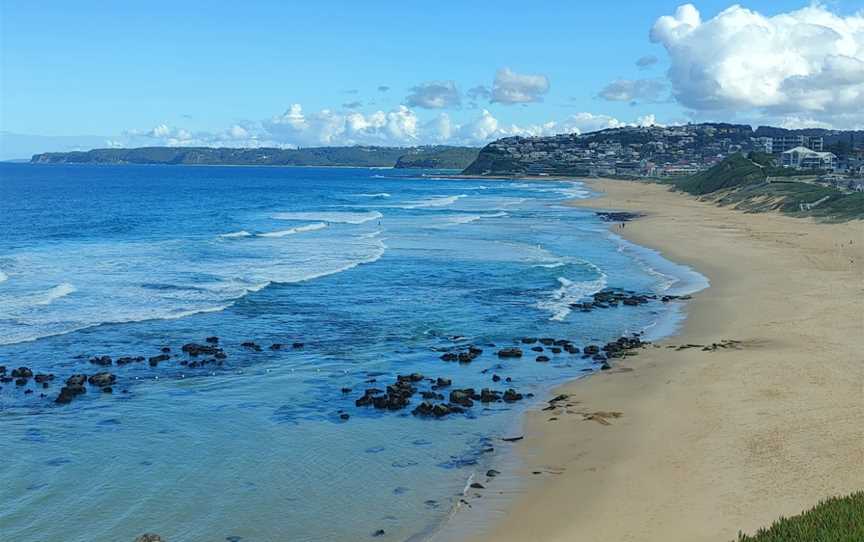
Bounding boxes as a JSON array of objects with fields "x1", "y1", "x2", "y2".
[{"x1": 1, "y1": 1, "x2": 862, "y2": 157}]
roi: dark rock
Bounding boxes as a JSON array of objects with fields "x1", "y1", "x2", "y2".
[
  {"x1": 269, "y1": 343, "x2": 283, "y2": 350},
  {"x1": 134, "y1": 535, "x2": 165, "y2": 542},
  {"x1": 15, "y1": 378, "x2": 27, "y2": 386},
  {"x1": 550, "y1": 347, "x2": 562, "y2": 354},
  {"x1": 412, "y1": 402, "x2": 435, "y2": 417},
  {"x1": 492, "y1": 374, "x2": 501, "y2": 382},
  {"x1": 470, "y1": 482, "x2": 485, "y2": 489},
  {"x1": 539, "y1": 338, "x2": 555, "y2": 345},
  {"x1": 66, "y1": 374, "x2": 86, "y2": 386},
  {"x1": 116, "y1": 356, "x2": 145, "y2": 365},
  {"x1": 181, "y1": 343, "x2": 220, "y2": 357},
  {"x1": 292, "y1": 342, "x2": 304, "y2": 349},
  {"x1": 102, "y1": 386, "x2": 113, "y2": 393},
  {"x1": 421, "y1": 391, "x2": 444, "y2": 400},
  {"x1": 160, "y1": 347, "x2": 171, "y2": 353},
  {"x1": 520, "y1": 338, "x2": 538, "y2": 344},
  {"x1": 341, "y1": 387, "x2": 352, "y2": 394},
  {"x1": 11, "y1": 367, "x2": 33, "y2": 378},
  {"x1": 24, "y1": 389, "x2": 33, "y2": 394},
  {"x1": 372, "y1": 529, "x2": 385, "y2": 537},
  {"x1": 55, "y1": 384, "x2": 86, "y2": 404},
  {"x1": 479, "y1": 388, "x2": 501, "y2": 403},
  {"x1": 205, "y1": 336, "x2": 219, "y2": 344},
  {"x1": 435, "y1": 377, "x2": 451, "y2": 388},
  {"x1": 148, "y1": 354, "x2": 170, "y2": 367},
  {"x1": 89, "y1": 356, "x2": 112, "y2": 366},
  {"x1": 501, "y1": 435, "x2": 524, "y2": 442},
  {"x1": 600, "y1": 362, "x2": 611, "y2": 370},
  {"x1": 531, "y1": 346, "x2": 544, "y2": 352},
  {"x1": 449, "y1": 389, "x2": 475, "y2": 407},
  {"x1": 496, "y1": 348, "x2": 523, "y2": 358},
  {"x1": 440, "y1": 352, "x2": 458, "y2": 362},
  {"x1": 486, "y1": 469, "x2": 500, "y2": 477},
  {"x1": 502, "y1": 389, "x2": 523, "y2": 402},
  {"x1": 536, "y1": 355, "x2": 550, "y2": 362},
  {"x1": 583, "y1": 345, "x2": 600, "y2": 356},
  {"x1": 241, "y1": 341, "x2": 262, "y2": 352},
  {"x1": 88, "y1": 372, "x2": 116, "y2": 387},
  {"x1": 339, "y1": 413, "x2": 350, "y2": 420}
]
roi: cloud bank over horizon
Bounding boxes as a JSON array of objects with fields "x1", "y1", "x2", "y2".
[{"x1": 106, "y1": 106, "x2": 660, "y2": 150}]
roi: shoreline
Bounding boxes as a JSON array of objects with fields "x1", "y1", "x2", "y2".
[{"x1": 446, "y1": 179, "x2": 862, "y2": 541}]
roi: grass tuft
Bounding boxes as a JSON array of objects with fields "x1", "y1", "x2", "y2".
[{"x1": 735, "y1": 492, "x2": 864, "y2": 542}]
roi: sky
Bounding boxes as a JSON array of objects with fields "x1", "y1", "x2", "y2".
[{"x1": 1, "y1": 0, "x2": 863, "y2": 158}]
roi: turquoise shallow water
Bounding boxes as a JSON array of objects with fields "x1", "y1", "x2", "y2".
[{"x1": 0, "y1": 164, "x2": 706, "y2": 541}]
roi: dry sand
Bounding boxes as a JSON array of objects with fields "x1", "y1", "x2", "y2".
[{"x1": 467, "y1": 179, "x2": 864, "y2": 542}]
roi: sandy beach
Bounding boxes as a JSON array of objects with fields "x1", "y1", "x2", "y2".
[{"x1": 469, "y1": 179, "x2": 864, "y2": 542}]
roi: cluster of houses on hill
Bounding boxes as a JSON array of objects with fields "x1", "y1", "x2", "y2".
[{"x1": 464, "y1": 123, "x2": 864, "y2": 183}]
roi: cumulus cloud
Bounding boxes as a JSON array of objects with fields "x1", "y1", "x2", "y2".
[
  {"x1": 636, "y1": 55, "x2": 659, "y2": 69},
  {"x1": 650, "y1": 3, "x2": 864, "y2": 128},
  {"x1": 598, "y1": 78, "x2": 667, "y2": 103},
  {"x1": 265, "y1": 104, "x2": 420, "y2": 146},
  {"x1": 404, "y1": 81, "x2": 461, "y2": 109},
  {"x1": 124, "y1": 104, "x2": 659, "y2": 148},
  {"x1": 491, "y1": 67, "x2": 550, "y2": 104}
]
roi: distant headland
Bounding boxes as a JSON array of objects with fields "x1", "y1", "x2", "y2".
[{"x1": 29, "y1": 145, "x2": 480, "y2": 170}]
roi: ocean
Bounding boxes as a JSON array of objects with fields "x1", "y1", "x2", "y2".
[{"x1": 0, "y1": 164, "x2": 707, "y2": 541}]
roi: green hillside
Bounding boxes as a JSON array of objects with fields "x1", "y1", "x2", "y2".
[
  {"x1": 30, "y1": 145, "x2": 478, "y2": 169},
  {"x1": 671, "y1": 154, "x2": 863, "y2": 221}
]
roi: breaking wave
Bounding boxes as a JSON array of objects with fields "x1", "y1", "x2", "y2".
[
  {"x1": 272, "y1": 211, "x2": 383, "y2": 224},
  {"x1": 399, "y1": 195, "x2": 466, "y2": 209},
  {"x1": 258, "y1": 223, "x2": 328, "y2": 238},
  {"x1": 219, "y1": 230, "x2": 253, "y2": 239}
]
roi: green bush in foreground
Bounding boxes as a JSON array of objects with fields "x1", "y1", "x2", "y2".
[{"x1": 736, "y1": 492, "x2": 864, "y2": 542}]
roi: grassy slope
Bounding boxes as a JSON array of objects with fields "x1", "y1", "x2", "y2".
[
  {"x1": 736, "y1": 492, "x2": 864, "y2": 542},
  {"x1": 671, "y1": 154, "x2": 864, "y2": 221}
]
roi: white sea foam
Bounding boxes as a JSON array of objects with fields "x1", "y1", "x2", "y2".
[
  {"x1": 34, "y1": 283, "x2": 77, "y2": 306},
  {"x1": 219, "y1": 230, "x2": 253, "y2": 239},
  {"x1": 440, "y1": 215, "x2": 482, "y2": 226},
  {"x1": 272, "y1": 211, "x2": 383, "y2": 224},
  {"x1": 399, "y1": 195, "x2": 466, "y2": 209},
  {"x1": 536, "y1": 273, "x2": 608, "y2": 321},
  {"x1": 0, "y1": 270, "x2": 7, "y2": 284},
  {"x1": 257, "y1": 223, "x2": 328, "y2": 238},
  {"x1": 357, "y1": 193, "x2": 391, "y2": 198},
  {"x1": 359, "y1": 230, "x2": 383, "y2": 238},
  {"x1": 436, "y1": 211, "x2": 508, "y2": 227}
]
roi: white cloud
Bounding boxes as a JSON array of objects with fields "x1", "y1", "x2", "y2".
[
  {"x1": 124, "y1": 105, "x2": 658, "y2": 148},
  {"x1": 491, "y1": 67, "x2": 550, "y2": 104},
  {"x1": 650, "y1": 3, "x2": 864, "y2": 128},
  {"x1": 598, "y1": 78, "x2": 666, "y2": 102},
  {"x1": 405, "y1": 81, "x2": 461, "y2": 109}
]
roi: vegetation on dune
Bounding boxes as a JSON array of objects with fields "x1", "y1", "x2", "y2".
[
  {"x1": 669, "y1": 153, "x2": 863, "y2": 221},
  {"x1": 735, "y1": 492, "x2": 864, "y2": 542}
]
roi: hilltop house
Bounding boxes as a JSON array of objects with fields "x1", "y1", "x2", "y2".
[{"x1": 781, "y1": 146, "x2": 837, "y2": 171}]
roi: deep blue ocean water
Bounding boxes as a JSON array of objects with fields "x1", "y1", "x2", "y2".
[{"x1": 0, "y1": 164, "x2": 706, "y2": 542}]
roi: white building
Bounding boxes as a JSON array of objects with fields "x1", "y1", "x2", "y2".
[{"x1": 781, "y1": 146, "x2": 837, "y2": 170}]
